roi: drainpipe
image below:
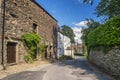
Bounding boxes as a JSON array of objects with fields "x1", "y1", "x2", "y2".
[{"x1": 1, "y1": 0, "x2": 6, "y2": 70}]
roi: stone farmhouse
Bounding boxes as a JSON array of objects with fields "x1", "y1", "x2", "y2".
[
  {"x1": 0, "y1": 0, "x2": 58, "y2": 68},
  {"x1": 74, "y1": 44, "x2": 82, "y2": 53}
]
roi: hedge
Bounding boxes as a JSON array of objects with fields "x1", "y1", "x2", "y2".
[{"x1": 87, "y1": 17, "x2": 120, "y2": 49}]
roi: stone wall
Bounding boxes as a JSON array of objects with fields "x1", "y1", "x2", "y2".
[
  {"x1": 89, "y1": 48, "x2": 120, "y2": 79},
  {"x1": 0, "y1": 0, "x2": 57, "y2": 67}
]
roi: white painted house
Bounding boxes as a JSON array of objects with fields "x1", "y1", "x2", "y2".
[
  {"x1": 57, "y1": 32, "x2": 64, "y2": 58},
  {"x1": 57, "y1": 32, "x2": 74, "y2": 58}
]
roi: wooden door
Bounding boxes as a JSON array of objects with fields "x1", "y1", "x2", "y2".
[{"x1": 7, "y1": 42, "x2": 17, "y2": 63}]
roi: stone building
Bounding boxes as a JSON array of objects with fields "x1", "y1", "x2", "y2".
[
  {"x1": 74, "y1": 44, "x2": 82, "y2": 53},
  {"x1": 0, "y1": 0, "x2": 58, "y2": 68}
]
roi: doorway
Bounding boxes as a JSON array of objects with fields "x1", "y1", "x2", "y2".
[{"x1": 7, "y1": 42, "x2": 17, "y2": 64}]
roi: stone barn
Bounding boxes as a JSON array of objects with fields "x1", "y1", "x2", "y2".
[{"x1": 0, "y1": 0, "x2": 58, "y2": 69}]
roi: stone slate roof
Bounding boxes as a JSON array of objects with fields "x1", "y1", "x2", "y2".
[{"x1": 31, "y1": 0, "x2": 58, "y2": 22}]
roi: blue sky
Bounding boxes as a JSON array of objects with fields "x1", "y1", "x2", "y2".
[
  {"x1": 35, "y1": 0, "x2": 101, "y2": 43},
  {"x1": 35, "y1": 0, "x2": 100, "y2": 28}
]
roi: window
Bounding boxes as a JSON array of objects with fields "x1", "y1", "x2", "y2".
[{"x1": 32, "y1": 23, "x2": 37, "y2": 33}]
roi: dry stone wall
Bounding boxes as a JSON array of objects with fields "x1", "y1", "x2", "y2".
[
  {"x1": 89, "y1": 48, "x2": 120, "y2": 79},
  {"x1": 0, "y1": 0, "x2": 57, "y2": 67}
]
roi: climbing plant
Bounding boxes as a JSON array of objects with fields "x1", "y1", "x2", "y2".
[
  {"x1": 22, "y1": 32, "x2": 41, "y2": 63},
  {"x1": 37, "y1": 44, "x2": 46, "y2": 58}
]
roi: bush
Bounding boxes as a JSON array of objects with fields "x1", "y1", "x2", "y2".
[
  {"x1": 22, "y1": 32, "x2": 40, "y2": 50},
  {"x1": 22, "y1": 32, "x2": 41, "y2": 63},
  {"x1": 59, "y1": 55, "x2": 73, "y2": 60},
  {"x1": 74, "y1": 53, "x2": 83, "y2": 56},
  {"x1": 38, "y1": 44, "x2": 46, "y2": 58},
  {"x1": 24, "y1": 54, "x2": 33, "y2": 63},
  {"x1": 87, "y1": 17, "x2": 120, "y2": 52}
]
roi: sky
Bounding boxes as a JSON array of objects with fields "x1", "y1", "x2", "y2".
[{"x1": 35, "y1": 0, "x2": 101, "y2": 43}]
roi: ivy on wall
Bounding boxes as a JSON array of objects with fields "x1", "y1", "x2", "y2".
[{"x1": 22, "y1": 32, "x2": 41, "y2": 63}]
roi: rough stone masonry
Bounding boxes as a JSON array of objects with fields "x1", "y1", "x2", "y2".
[
  {"x1": 0, "y1": 0, "x2": 58, "y2": 69},
  {"x1": 89, "y1": 48, "x2": 120, "y2": 80}
]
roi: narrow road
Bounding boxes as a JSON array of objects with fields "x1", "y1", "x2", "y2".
[{"x1": 1, "y1": 57, "x2": 114, "y2": 80}]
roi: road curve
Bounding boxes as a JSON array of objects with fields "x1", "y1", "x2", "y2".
[
  {"x1": 42, "y1": 57, "x2": 114, "y2": 80},
  {"x1": 1, "y1": 57, "x2": 114, "y2": 80}
]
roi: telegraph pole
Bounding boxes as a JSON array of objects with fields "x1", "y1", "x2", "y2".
[{"x1": 1, "y1": 0, "x2": 6, "y2": 70}]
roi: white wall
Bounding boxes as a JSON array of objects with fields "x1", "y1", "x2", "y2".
[
  {"x1": 57, "y1": 32, "x2": 74, "y2": 58},
  {"x1": 63, "y1": 35, "x2": 71, "y2": 49},
  {"x1": 65, "y1": 50, "x2": 74, "y2": 58},
  {"x1": 57, "y1": 32, "x2": 64, "y2": 58}
]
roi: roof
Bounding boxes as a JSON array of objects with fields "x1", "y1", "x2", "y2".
[{"x1": 31, "y1": 0, "x2": 58, "y2": 22}]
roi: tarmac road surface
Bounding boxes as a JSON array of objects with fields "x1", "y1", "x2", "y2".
[{"x1": 1, "y1": 56, "x2": 114, "y2": 80}]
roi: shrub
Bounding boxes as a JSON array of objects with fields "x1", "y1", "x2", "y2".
[
  {"x1": 87, "y1": 17, "x2": 120, "y2": 52},
  {"x1": 22, "y1": 32, "x2": 41, "y2": 63},
  {"x1": 22, "y1": 32, "x2": 40, "y2": 50},
  {"x1": 59, "y1": 55, "x2": 73, "y2": 60},
  {"x1": 74, "y1": 53, "x2": 83, "y2": 56},
  {"x1": 38, "y1": 44, "x2": 46, "y2": 58},
  {"x1": 24, "y1": 54, "x2": 33, "y2": 63}
]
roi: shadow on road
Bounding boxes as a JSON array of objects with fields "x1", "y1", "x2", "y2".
[
  {"x1": 1, "y1": 56, "x2": 114, "y2": 80},
  {"x1": 55, "y1": 56, "x2": 113, "y2": 80},
  {"x1": 1, "y1": 71, "x2": 46, "y2": 80}
]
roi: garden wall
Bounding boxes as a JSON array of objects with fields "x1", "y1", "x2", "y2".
[{"x1": 89, "y1": 48, "x2": 120, "y2": 79}]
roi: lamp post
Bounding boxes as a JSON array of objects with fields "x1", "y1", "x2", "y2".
[{"x1": 1, "y1": 0, "x2": 6, "y2": 70}]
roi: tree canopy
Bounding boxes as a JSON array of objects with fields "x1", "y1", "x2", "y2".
[
  {"x1": 87, "y1": 17, "x2": 120, "y2": 48},
  {"x1": 95, "y1": 0, "x2": 120, "y2": 20},
  {"x1": 83, "y1": 0, "x2": 93, "y2": 5},
  {"x1": 82, "y1": 0, "x2": 120, "y2": 54},
  {"x1": 81, "y1": 19, "x2": 100, "y2": 45},
  {"x1": 83, "y1": 0, "x2": 120, "y2": 20},
  {"x1": 61, "y1": 25, "x2": 75, "y2": 44}
]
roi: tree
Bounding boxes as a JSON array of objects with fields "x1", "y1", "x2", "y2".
[
  {"x1": 83, "y1": 0, "x2": 93, "y2": 5},
  {"x1": 83, "y1": 0, "x2": 120, "y2": 20},
  {"x1": 95, "y1": 0, "x2": 120, "y2": 20},
  {"x1": 81, "y1": 19, "x2": 100, "y2": 57},
  {"x1": 81, "y1": 19, "x2": 100, "y2": 45},
  {"x1": 61, "y1": 25, "x2": 75, "y2": 44}
]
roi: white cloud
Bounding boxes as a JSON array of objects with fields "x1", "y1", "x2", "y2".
[
  {"x1": 72, "y1": 21, "x2": 90, "y2": 43},
  {"x1": 75, "y1": 21, "x2": 88, "y2": 27},
  {"x1": 72, "y1": 27, "x2": 82, "y2": 44}
]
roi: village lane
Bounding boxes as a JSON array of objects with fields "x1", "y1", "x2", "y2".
[{"x1": 1, "y1": 57, "x2": 114, "y2": 80}]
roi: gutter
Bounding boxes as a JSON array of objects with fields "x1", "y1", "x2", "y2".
[{"x1": 1, "y1": 0, "x2": 6, "y2": 70}]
